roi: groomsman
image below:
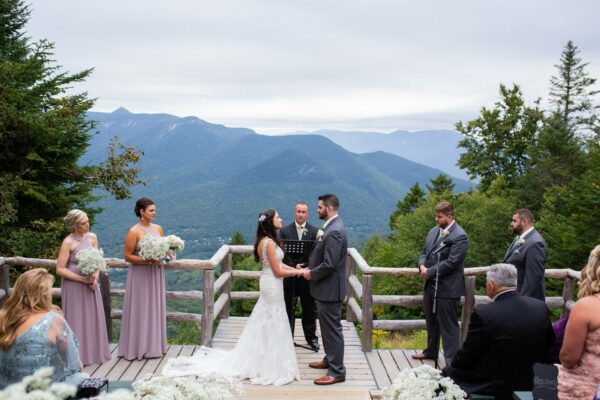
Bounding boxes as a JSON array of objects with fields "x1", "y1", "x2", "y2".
[
  {"x1": 414, "y1": 201, "x2": 468, "y2": 365},
  {"x1": 279, "y1": 202, "x2": 319, "y2": 351},
  {"x1": 503, "y1": 208, "x2": 547, "y2": 301}
]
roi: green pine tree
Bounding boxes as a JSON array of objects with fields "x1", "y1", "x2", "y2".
[
  {"x1": 388, "y1": 183, "x2": 425, "y2": 229},
  {"x1": 426, "y1": 174, "x2": 456, "y2": 196},
  {"x1": 549, "y1": 40, "x2": 599, "y2": 134},
  {"x1": 0, "y1": 0, "x2": 143, "y2": 257}
]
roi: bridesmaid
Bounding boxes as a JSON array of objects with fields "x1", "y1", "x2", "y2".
[
  {"x1": 56, "y1": 209, "x2": 111, "y2": 366},
  {"x1": 118, "y1": 197, "x2": 167, "y2": 360}
]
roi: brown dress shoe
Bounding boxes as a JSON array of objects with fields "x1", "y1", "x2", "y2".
[
  {"x1": 309, "y1": 361, "x2": 329, "y2": 369},
  {"x1": 411, "y1": 352, "x2": 435, "y2": 360},
  {"x1": 314, "y1": 375, "x2": 345, "y2": 385}
]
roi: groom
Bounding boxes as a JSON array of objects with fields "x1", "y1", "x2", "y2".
[{"x1": 300, "y1": 193, "x2": 347, "y2": 385}]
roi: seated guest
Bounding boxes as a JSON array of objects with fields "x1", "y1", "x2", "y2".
[
  {"x1": 443, "y1": 263, "x2": 554, "y2": 399},
  {"x1": 0, "y1": 269, "x2": 88, "y2": 389},
  {"x1": 558, "y1": 245, "x2": 600, "y2": 400}
]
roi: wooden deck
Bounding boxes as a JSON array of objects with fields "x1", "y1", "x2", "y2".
[{"x1": 83, "y1": 317, "x2": 442, "y2": 399}]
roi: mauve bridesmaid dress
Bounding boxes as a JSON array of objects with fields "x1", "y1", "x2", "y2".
[
  {"x1": 118, "y1": 223, "x2": 167, "y2": 360},
  {"x1": 61, "y1": 236, "x2": 111, "y2": 365}
]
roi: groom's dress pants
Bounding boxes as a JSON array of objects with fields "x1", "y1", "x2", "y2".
[{"x1": 316, "y1": 300, "x2": 346, "y2": 379}]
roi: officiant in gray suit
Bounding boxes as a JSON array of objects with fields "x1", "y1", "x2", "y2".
[
  {"x1": 279, "y1": 202, "x2": 319, "y2": 351},
  {"x1": 503, "y1": 208, "x2": 547, "y2": 301},
  {"x1": 301, "y1": 193, "x2": 347, "y2": 385},
  {"x1": 414, "y1": 201, "x2": 468, "y2": 365}
]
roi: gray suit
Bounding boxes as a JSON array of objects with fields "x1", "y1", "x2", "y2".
[
  {"x1": 503, "y1": 228, "x2": 547, "y2": 301},
  {"x1": 308, "y1": 216, "x2": 347, "y2": 379},
  {"x1": 419, "y1": 221, "x2": 468, "y2": 364}
]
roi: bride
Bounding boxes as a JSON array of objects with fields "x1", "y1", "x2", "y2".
[{"x1": 163, "y1": 209, "x2": 302, "y2": 385}]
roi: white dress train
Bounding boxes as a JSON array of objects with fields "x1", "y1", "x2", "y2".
[{"x1": 162, "y1": 239, "x2": 300, "y2": 386}]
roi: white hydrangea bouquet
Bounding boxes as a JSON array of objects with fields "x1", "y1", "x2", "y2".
[
  {"x1": 165, "y1": 235, "x2": 185, "y2": 252},
  {"x1": 383, "y1": 365, "x2": 466, "y2": 400},
  {"x1": 76, "y1": 247, "x2": 108, "y2": 275},
  {"x1": 0, "y1": 367, "x2": 131, "y2": 400}
]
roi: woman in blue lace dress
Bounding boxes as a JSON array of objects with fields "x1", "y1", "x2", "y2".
[{"x1": 0, "y1": 269, "x2": 88, "y2": 389}]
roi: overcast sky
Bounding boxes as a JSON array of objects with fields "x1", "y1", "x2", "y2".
[{"x1": 26, "y1": 0, "x2": 600, "y2": 134}]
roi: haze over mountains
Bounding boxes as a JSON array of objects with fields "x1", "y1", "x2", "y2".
[
  {"x1": 288, "y1": 129, "x2": 467, "y2": 180},
  {"x1": 84, "y1": 108, "x2": 471, "y2": 258}
]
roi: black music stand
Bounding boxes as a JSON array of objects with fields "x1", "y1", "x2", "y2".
[{"x1": 282, "y1": 239, "x2": 316, "y2": 352}]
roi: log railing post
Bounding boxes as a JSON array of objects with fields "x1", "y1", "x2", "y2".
[
  {"x1": 562, "y1": 276, "x2": 575, "y2": 317},
  {"x1": 345, "y1": 254, "x2": 356, "y2": 322},
  {"x1": 201, "y1": 269, "x2": 215, "y2": 346},
  {"x1": 361, "y1": 273, "x2": 373, "y2": 352},
  {"x1": 0, "y1": 258, "x2": 8, "y2": 308},
  {"x1": 99, "y1": 272, "x2": 112, "y2": 341},
  {"x1": 219, "y1": 254, "x2": 232, "y2": 319},
  {"x1": 460, "y1": 276, "x2": 476, "y2": 345}
]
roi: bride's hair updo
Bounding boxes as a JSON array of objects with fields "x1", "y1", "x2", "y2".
[
  {"x1": 254, "y1": 209, "x2": 282, "y2": 262},
  {"x1": 134, "y1": 197, "x2": 155, "y2": 218}
]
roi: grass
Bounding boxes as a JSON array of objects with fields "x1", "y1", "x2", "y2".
[{"x1": 372, "y1": 329, "x2": 429, "y2": 350}]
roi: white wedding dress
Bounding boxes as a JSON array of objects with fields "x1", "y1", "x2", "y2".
[{"x1": 162, "y1": 239, "x2": 300, "y2": 385}]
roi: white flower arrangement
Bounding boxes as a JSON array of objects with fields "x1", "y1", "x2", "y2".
[
  {"x1": 0, "y1": 367, "x2": 76, "y2": 400},
  {"x1": 516, "y1": 237, "x2": 526, "y2": 246},
  {"x1": 0, "y1": 369, "x2": 241, "y2": 400},
  {"x1": 382, "y1": 365, "x2": 466, "y2": 400},
  {"x1": 164, "y1": 235, "x2": 185, "y2": 251},
  {"x1": 76, "y1": 247, "x2": 108, "y2": 276},
  {"x1": 138, "y1": 235, "x2": 170, "y2": 261},
  {"x1": 132, "y1": 375, "x2": 243, "y2": 400},
  {"x1": 316, "y1": 229, "x2": 324, "y2": 239}
]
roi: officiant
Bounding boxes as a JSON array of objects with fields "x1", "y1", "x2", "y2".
[{"x1": 279, "y1": 202, "x2": 320, "y2": 351}]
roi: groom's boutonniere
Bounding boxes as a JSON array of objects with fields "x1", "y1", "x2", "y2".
[
  {"x1": 516, "y1": 237, "x2": 526, "y2": 246},
  {"x1": 316, "y1": 226, "x2": 325, "y2": 240},
  {"x1": 441, "y1": 230, "x2": 449, "y2": 238},
  {"x1": 301, "y1": 226, "x2": 308, "y2": 237}
]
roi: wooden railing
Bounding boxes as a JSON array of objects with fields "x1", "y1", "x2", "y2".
[
  {"x1": 0, "y1": 246, "x2": 582, "y2": 352},
  {"x1": 345, "y1": 248, "x2": 582, "y2": 351}
]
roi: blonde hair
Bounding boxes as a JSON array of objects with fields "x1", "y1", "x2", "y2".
[
  {"x1": 578, "y1": 245, "x2": 600, "y2": 298},
  {"x1": 0, "y1": 269, "x2": 61, "y2": 350},
  {"x1": 64, "y1": 209, "x2": 87, "y2": 233}
]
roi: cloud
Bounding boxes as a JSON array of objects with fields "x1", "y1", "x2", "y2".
[{"x1": 27, "y1": 0, "x2": 600, "y2": 132}]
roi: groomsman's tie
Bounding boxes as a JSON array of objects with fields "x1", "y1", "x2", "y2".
[
  {"x1": 508, "y1": 235, "x2": 519, "y2": 251},
  {"x1": 438, "y1": 228, "x2": 444, "y2": 240},
  {"x1": 297, "y1": 225, "x2": 304, "y2": 240}
]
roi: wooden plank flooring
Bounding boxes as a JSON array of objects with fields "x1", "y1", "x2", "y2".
[{"x1": 86, "y1": 318, "x2": 446, "y2": 399}]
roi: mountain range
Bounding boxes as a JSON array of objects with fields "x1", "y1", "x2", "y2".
[
  {"x1": 84, "y1": 108, "x2": 471, "y2": 258},
  {"x1": 288, "y1": 129, "x2": 468, "y2": 180}
]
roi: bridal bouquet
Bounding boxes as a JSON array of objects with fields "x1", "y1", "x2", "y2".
[
  {"x1": 383, "y1": 365, "x2": 466, "y2": 400},
  {"x1": 165, "y1": 234, "x2": 185, "y2": 252},
  {"x1": 76, "y1": 247, "x2": 108, "y2": 275}
]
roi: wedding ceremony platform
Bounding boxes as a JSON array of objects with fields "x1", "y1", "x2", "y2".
[
  {"x1": 0, "y1": 245, "x2": 578, "y2": 399},
  {"x1": 78, "y1": 317, "x2": 444, "y2": 399}
]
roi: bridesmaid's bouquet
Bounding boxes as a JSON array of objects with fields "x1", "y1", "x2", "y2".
[
  {"x1": 139, "y1": 235, "x2": 185, "y2": 263},
  {"x1": 139, "y1": 235, "x2": 170, "y2": 261},
  {"x1": 76, "y1": 248, "x2": 108, "y2": 275}
]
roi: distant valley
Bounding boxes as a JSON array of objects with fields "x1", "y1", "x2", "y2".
[{"x1": 84, "y1": 108, "x2": 471, "y2": 260}]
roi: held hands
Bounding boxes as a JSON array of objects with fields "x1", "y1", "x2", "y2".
[{"x1": 419, "y1": 265, "x2": 429, "y2": 280}]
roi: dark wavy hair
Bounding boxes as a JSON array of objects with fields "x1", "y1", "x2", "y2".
[
  {"x1": 253, "y1": 209, "x2": 282, "y2": 262},
  {"x1": 134, "y1": 197, "x2": 155, "y2": 218}
]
